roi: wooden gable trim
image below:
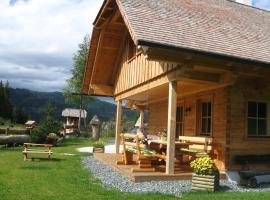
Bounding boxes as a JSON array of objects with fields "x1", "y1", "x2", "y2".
[
  {"x1": 82, "y1": 0, "x2": 137, "y2": 95},
  {"x1": 111, "y1": 29, "x2": 128, "y2": 86},
  {"x1": 82, "y1": 27, "x2": 100, "y2": 94},
  {"x1": 115, "y1": 0, "x2": 138, "y2": 45},
  {"x1": 88, "y1": 29, "x2": 105, "y2": 94}
]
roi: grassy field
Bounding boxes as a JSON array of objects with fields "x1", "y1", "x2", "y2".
[{"x1": 0, "y1": 138, "x2": 270, "y2": 200}]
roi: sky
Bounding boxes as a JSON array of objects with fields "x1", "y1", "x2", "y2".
[
  {"x1": 0, "y1": 0, "x2": 103, "y2": 92},
  {"x1": 0, "y1": 0, "x2": 269, "y2": 92}
]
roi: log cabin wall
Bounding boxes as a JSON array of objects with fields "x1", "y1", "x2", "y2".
[
  {"x1": 147, "y1": 87, "x2": 228, "y2": 171},
  {"x1": 228, "y1": 79, "x2": 270, "y2": 170},
  {"x1": 114, "y1": 37, "x2": 178, "y2": 95}
]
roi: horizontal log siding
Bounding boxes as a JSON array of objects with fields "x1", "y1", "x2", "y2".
[
  {"x1": 147, "y1": 88, "x2": 227, "y2": 171},
  {"x1": 228, "y1": 80, "x2": 270, "y2": 170},
  {"x1": 114, "y1": 41, "x2": 177, "y2": 95}
]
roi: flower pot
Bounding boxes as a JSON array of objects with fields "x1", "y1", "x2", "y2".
[
  {"x1": 93, "y1": 147, "x2": 104, "y2": 153},
  {"x1": 191, "y1": 173, "x2": 219, "y2": 191}
]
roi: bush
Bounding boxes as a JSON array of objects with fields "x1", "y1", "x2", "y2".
[
  {"x1": 93, "y1": 141, "x2": 105, "y2": 148},
  {"x1": 30, "y1": 120, "x2": 61, "y2": 143},
  {"x1": 30, "y1": 125, "x2": 47, "y2": 143},
  {"x1": 190, "y1": 157, "x2": 214, "y2": 175}
]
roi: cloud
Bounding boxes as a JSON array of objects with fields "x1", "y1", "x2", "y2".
[
  {"x1": 1, "y1": 0, "x2": 269, "y2": 92},
  {"x1": 0, "y1": 0, "x2": 103, "y2": 92}
]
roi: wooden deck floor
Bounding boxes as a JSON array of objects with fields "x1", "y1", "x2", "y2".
[{"x1": 94, "y1": 153, "x2": 193, "y2": 182}]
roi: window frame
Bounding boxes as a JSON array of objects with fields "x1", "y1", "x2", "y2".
[
  {"x1": 176, "y1": 102, "x2": 185, "y2": 138},
  {"x1": 196, "y1": 96, "x2": 213, "y2": 136},
  {"x1": 246, "y1": 100, "x2": 270, "y2": 138}
]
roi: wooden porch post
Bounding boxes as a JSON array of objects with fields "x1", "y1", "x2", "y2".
[
  {"x1": 115, "y1": 100, "x2": 122, "y2": 154},
  {"x1": 139, "y1": 110, "x2": 144, "y2": 129},
  {"x1": 166, "y1": 81, "x2": 177, "y2": 174}
]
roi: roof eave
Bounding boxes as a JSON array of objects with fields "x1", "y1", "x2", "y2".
[{"x1": 137, "y1": 39, "x2": 270, "y2": 68}]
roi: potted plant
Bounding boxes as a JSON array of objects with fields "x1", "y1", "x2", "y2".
[
  {"x1": 190, "y1": 157, "x2": 219, "y2": 191},
  {"x1": 93, "y1": 141, "x2": 105, "y2": 153},
  {"x1": 46, "y1": 133, "x2": 58, "y2": 146}
]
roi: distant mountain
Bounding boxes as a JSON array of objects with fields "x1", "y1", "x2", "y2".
[{"x1": 9, "y1": 88, "x2": 138, "y2": 122}]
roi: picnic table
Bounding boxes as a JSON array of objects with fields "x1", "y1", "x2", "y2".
[
  {"x1": 147, "y1": 140, "x2": 191, "y2": 171},
  {"x1": 22, "y1": 143, "x2": 53, "y2": 161},
  {"x1": 148, "y1": 140, "x2": 190, "y2": 147}
]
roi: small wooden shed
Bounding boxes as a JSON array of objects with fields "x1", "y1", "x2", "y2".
[
  {"x1": 62, "y1": 108, "x2": 87, "y2": 134},
  {"x1": 25, "y1": 121, "x2": 36, "y2": 129}
]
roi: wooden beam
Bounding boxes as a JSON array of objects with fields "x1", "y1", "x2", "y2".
[
  {"x1": 94, "y1": 0, "x2": 112, "y2": 28},
  {"x1": 88, "y1": 28, "x2": 105, "y2": 94},
  {"x1": 115, "y1": 74, "x2": 169, "y2": 101},
  {"x1": 115, "y1": 100, "x2": 122, "y2": 154},
  {"x1": 139, "y1": 110, "x2": 144, "y2": 129},
  {"x1": 110, "y1": 30, "x2": 128, "y2": 85},
  {"x1": 145, "y1": 47, "x2": 270, "y2": 77},
  {"x1": 91, "y1": 84, "x2": 114, "y2": 96},
  {"x1": 125, "y1": 100, "x2": 134, "y2": 109},
  {"x1": 167, "y1": 67, "x2": 221, "y2": 83},
  {"x1": 115, "y1": 67, "x2": 223, "y2": 100},
  {"x1": 110, "y1": 9, "x2": 121, "y2": 22},
  {"x1": 166, "y1": 81, "x2": 177, "y2": 174}
]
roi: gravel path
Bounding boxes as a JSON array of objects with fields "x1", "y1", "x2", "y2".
[
  {"x1": 82, "y1": 156, "x2": 191, "y2": 196},
  {"x1": 82, "y1": 156, "x2": 270, "y2": 196}
]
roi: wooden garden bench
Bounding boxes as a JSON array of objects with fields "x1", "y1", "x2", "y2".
[
  {"x1": 22, "y1": 143, "x2": 53, "y2": 161},
  {"x1": 179, "y1": 136, "x2": 213, "y2": 158},
  {"x1": 116, "y1": 133, "x2": 164, "y2": 172}
]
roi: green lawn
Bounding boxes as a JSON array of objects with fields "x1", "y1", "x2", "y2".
[{"x1": 0, "y1": 138, "x2": 270, "y2": 200}]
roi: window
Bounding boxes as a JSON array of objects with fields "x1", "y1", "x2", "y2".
[
  {"x1": 176, "y1": 106, "x2": 184, "y2": 138},
  {"x1": 198, "y1": 101, "x2": 212, "y2": 136},
  {"x1": 247, "y1": 101, "x2": 268, "y2": 137}
]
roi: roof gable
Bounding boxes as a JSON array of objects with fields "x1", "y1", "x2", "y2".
[{"x1": 82, "y1": 0, "x2": 270, "y2": 95}]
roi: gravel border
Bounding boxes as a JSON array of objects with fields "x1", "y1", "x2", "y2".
[{"x1": 82, "y1": 156, "x2": 270, "y2": 196}]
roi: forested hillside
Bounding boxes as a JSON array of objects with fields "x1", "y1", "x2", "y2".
[{"x1": 9, "y1": 88, "x2": 138, "y2": 122}]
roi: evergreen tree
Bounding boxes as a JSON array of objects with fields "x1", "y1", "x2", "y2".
[
  {"x1": 3, "y1": 81, "x2": 12, "y2": 119},
  {"x1": 30, "y1": 102, "x2": 61, "y2": 143},
  {"x1": 13, "y1": 105, "x2": 28, "y2": 124},
  {"x1": 63, "y1": 35, "x2": 93, "y2": 105},
  {"x1": 0, "y1": 80, "x2": 13, "y2": 119},
  {"x1": 0, "y1": 81, "x2": 4, "y2": 117}
]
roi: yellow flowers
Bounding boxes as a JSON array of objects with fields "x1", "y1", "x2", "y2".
[{"x1": 190, "y1": 157, "x2": 214, "y2": 175}]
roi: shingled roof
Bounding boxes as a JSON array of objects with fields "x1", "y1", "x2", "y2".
[
  {"x1": 116, "y1": 0, "x2": 270, "y2": 64},
  {"x1": 62, "y1": 108, "x2": 87, "y2": 118}
]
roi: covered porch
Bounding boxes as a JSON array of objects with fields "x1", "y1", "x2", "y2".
[{"x1": 112, "y1": 68, "x2": 231, "y2": 177}]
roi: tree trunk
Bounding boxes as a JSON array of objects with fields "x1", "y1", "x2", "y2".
[{"x1": 0, "y1": 135, "x2": 30, "y2": 145}]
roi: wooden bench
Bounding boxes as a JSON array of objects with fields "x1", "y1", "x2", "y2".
[
  {"x1": 116, "y1": 133, "x2": 164, "y2": 172},
  {"x1": 179, "y1": 136, "x2": 213, "y2": 158},
  {"x1": 22, "y1": 143, "x2": 53, "y2": 161}
]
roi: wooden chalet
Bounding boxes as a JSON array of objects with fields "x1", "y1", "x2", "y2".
[{"x1": 82, "y1": 0, "x2": 270, "y2": 178}]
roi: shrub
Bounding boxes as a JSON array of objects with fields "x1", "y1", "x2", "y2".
[
  {"x1": 93, "y1": 141, "x2": 105, "y2": 148},
  {"x1": 190, "y1": 157, "x2": 214, "y2": 175},
  {"x1": 30, "y1": 125, "x2": 47, "y2": 143}
]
